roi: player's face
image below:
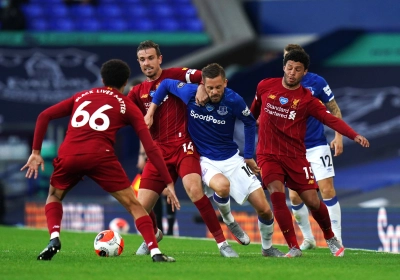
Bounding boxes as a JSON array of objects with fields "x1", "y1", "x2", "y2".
[
  {"x1": 204, "y1": 75, "x2": 227, "y2": 103},
  {"x1": 137, "y1": 48, "x2": 162, "y2": 80},
  {"x1": 283, "y1": 60, "x2": 307, "y2": 89}
]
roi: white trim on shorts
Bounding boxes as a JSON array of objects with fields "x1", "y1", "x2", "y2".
[
  {"x1": 306, "y1": 144, "x2": 335, "y2": 181},
  {"x1": 200, "y1": 151, "x2": 261, "y2": 205}
]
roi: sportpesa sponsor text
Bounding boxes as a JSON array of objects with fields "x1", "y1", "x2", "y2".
[{"x1": 190, "y1": 110, "x2": 226, "y2": 124}]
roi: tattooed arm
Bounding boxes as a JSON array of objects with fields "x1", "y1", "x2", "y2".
[{"x1": 325, "y1": 99, "x2": 343, "y2": 156}]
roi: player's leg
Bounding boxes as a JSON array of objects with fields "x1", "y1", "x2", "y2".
[
  {"x1": 135, "y1": 178, "x2": 165, "y2": 255},
  {"x1": 246, "y1": 187, "x2": 285, "y2": 257},
  {"x1": 152, "y1": 195, "x2": 164, "y2": 233},
  {"x1": 164, "y1": 195, "x2": 175, "y2": 235},
  {"x1": 200, "y1": 155, "x2": 249, "y2": 246},
  {"x1": 319, "y1": 177, "x2": 342, "y2": 243},
  {"x1": 308, "y1": 144, "x2": 342, "y2": 243},
  {"x1": 92, "y1": 154, "x2": 174, "y2": 262},
  {"x1": 289, "y1": 189, "x2": 316, "y2": 250},
  {"x1": 110, "y1": 186, "x2": 174, "y2": 262},
  {"x1": 37, "y1": 156, "x2": 81, "y2": 261},
  {"x1": 259, "y1": 155, "x2": 301, "y2": 257},
  {"x1": 299, "y1": 188, "x2": 344, "y2": 256},
  {"x1": 179, "y1": 156, "x2": 238, "y2": 257}
]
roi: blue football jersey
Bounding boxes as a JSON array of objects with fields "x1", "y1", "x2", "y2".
[
  {"x1": 302, "y1": 72, "x2": 335, "y2": 149},
  {"x1": 152, "y1": 79, "x2": 256, "y2": 160}
]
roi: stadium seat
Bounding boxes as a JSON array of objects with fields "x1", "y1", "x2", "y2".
[
  {"x1": 124, "y1": 5, "x2": 148, "y2": 17},
  {"x1": 102, "y1": 19, "x2": 129, "y2": 31},
  {"x1": 70, "y1": 5, "x2": 95, "y2": 18},
  {"x1": 21, "y1": 4, "x2": 45, "y2": 19},
  {"x1": 180, "y1": 18, "x2": 204, "y2": 32},
  {"x1": 179, "y1": 4, "x2": 198, "y2": 18},
  {"x1": 96, "y1": 4, "x2": 123, "y2": 18},
  {"x1": 156, "y1": 18, "x2": 180, "y2": 32},
  {"x1": 51, "y1": 18, "x2": 75, "y2": 31},
  {"x1": 27, "y1": 18, "x2": 49, "y2": 31},
  {"x1": 47, "y1": 4, "x2": 70, "y2": 18},
  {"x1": 153, "y1": 5, "x2": 175, "y2": 17},
  {"x1": 127, "y1": 19, "x2": 155, "y2": 32},
  {"x1": 76, "y1": 18, "x2": 101, "y2": 31}
]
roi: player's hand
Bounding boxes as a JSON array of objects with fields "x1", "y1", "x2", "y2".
[
  {"x1": 195, "y1": 84, "x2": 209, "y2": 106},
  {"x1": 165, "y1": 183, "x2": 180, "y2": 212},
  {"x1": 244, "y1": 158, "x2": 260, "y2": 176},
  {"x1": 354, "y1": 135, "x2": 370, "y2": 147},
  {"x1": 20, "y1": 151, "x2": 44, "y2": 179},
  {"x1": 144, "y1": 113, "x2": 153, "y2": 129},
  {"x1": 330, "y1": 135, "x2": 343, "y2": 156}
]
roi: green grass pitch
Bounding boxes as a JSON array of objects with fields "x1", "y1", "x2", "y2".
[{"x1": 0, "y1": 225, "x2": 398, "y2": 280}]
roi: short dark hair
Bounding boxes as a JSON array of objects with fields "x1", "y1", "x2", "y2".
[
  {"x1": 137, "y1": 40, "x2": 161, "y2": 57},
  {"x1": 201, "y1": 63, "x2": 226, "y2": 81},
  {"x1": 284, "y1": 44, "x2": 305, "y2": 53},
  {"x1": 101, "y1": 59, "x2": 131, "y2": 88},
  {"x1": 283, "y1": 50, "x2": 310, "y2": 70}
]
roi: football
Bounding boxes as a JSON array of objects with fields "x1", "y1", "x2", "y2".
[
  {"x1": 94, "y1": 230, "x2": 124, "y2": 257},
  {"x1": 109, "y1": 217, "x2": 130, "y2": 234}
]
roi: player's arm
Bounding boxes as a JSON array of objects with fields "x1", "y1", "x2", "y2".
[
  {"x1": 126, "y1": 102, "x2": 180, "y2": 210},
  {"x1": 325, "y1": 98, "x2": 343, "y2": 156},
  {"x1": 145, "y1": 79, "x2": 193, "y2": 128},
  {"x1": 21, "y1": 97, "x2": 75, "y2": 179},
  {"x1": 234, "y1": 97, "x2": 260, "y2": 175},
  {"x1": 250, "y1": 87, "x2": 262, "y2": 120},
  {"x1": 308, "y1": 98, "x2": 369, "y2": 148}
]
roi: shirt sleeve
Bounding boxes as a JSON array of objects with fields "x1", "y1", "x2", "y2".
[
  {"x1": 307, "y1": 97, "x2": 357, "y2": 140},
  {"x1": 315, "y1": 76, "x2": 334, "y2": 103},
  {"x1": 152, "y1": 79, "x2": 193, "y2": 105},
  {"x1": 250, "y1": 89, "x2": 261, "y2": 120},
  {"x1": 171, "y1": 67, "x2": 202, "y2": 83},
  {"x1": 32, "y1": 97, "x2": 75, "y2": 150},
  {"x1": 232, "y1": 97, "x2": 256, "y2": 159}
]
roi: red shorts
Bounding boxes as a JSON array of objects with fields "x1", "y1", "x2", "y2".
[
  {"x1": 140, "y1": 138, "x2": 201, "y2": 195},
  {"x1": 257, "y1": 153, "x2": 318, "y2": 193},
  {"x1": 51, "y1": 153, "x2": 131, "y2": 193}
]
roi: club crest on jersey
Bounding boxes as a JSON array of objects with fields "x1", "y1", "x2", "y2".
[
  {"x1": 141, "y1": 94, "x2": 149, "y2": 98},
  {"x1": 279, "y1": 97, "x2": 288, "y2": 105},
  {"x1": 205, "y1": 103, "x2": 214, "y2": 112},
  {"x1": 242, "y1": 106, "x2": 251, "y2": 116},
  {"x1": 217, "y1": 106, "x2": 228, "y2": 115},
  {"x1": 306, "y1": 87, "x2": 314, "y2": 95},
  {"x1": 268, "y1": 94, "x2": 276, "y2": 100},
  {"x1": 177, "y1": 82, "x2": 185, "y2": 88},
  {"x1": 291, "y1": 99, "x2": 300, "y2": 109}
]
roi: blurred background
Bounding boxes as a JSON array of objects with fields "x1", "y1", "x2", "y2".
[{"x1": 0, "y1": 0, "x2": 399, "y2": 252}]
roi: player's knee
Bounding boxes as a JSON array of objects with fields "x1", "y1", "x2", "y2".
[{"x1": 257, "y1": 207, "x2": 273, "y2": 220}]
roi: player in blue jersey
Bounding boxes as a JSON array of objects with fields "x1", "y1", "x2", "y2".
[
  {"x1": 284, "y1": 44, "x2": 343, "y2": 249},
  {"x1": 145, "y1": 63, "x2": 285, "y2": 257}
]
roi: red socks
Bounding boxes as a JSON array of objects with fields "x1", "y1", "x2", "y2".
[
  {"x1": 194, "y1": 195, "x2": 226, "y2": 243},
  {"x1": 148, "y1": 210, "x2": 159, "y2": 234},
  {"x1": 270, "y1": 192, "x2": 299, "y2": 249},
  {"x1": 310, "y1": 200, "x2": 334, "y2": 240},
  {"x1": 45, "y1": 202, "x2": 63, "y2": 236},
  {"x1": 136, "y1": 215, "x2": 158, "y2": 251}
]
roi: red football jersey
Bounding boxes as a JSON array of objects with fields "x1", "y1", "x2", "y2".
[
  {"x1": 32, "y1": 86, "x2": 173, "y2": 184},
  {"x1": 251, "y1": 78, "x2": 358, "y2": 158},
  {"x1": 127, "y1": 67, "x2": 202, "y2": 143}
]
